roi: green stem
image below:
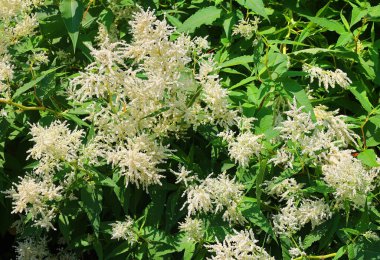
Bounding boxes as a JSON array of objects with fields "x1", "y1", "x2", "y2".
[{"x1": 0, "y1": 98, "x2": 59, "y2": 115}]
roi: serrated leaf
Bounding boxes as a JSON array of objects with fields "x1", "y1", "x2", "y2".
[
  {"x1": 60, "y1": 0, "x2": 84, "y2": 52},
  {"x1": 177, "y1": 6, "x2": 222, "y2": 33},
  {"x1": 235, "y1": 0, "x2": 268, "y2": 20}
]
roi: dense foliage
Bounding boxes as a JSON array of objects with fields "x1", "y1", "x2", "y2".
[{"x1": 1, "y1": 0, "x2": 380, "y2": 259}]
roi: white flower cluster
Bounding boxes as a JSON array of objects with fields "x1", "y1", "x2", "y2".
[
  {"x1": 289, "y1": 247, "x2": 306, "y2": 259},
  {"x1": 184, "y1": 172, "x2": 246, "y2": 224},
  {"x1": 69, "y1": 8, "x2": 236, "y2": 190},
  {"x1": 0, "y1": 55, "x2": 14, "y2": 95},
  {"x1": 274, "y1": 98, "x2": 358, "y2": 165},
  {"x1": 14, "y1": 237, "x2": 77, "y2": 260},
  {"x1": 206, "y1": 229, "x2": 274, "y2": 260},
  {"x1": 0, "y1": 0, "x2": 43, "y2": 20},
  {"x1": 264, "y1": 177, "x2": 304, "y2": 201},
  {"x1": 218, "y1": 117, "x2": 263, "y2": 167},
  {"x1": 110, "y1": 216, "x2": 137, "y2": 244},
  {"x1": 232, "y1": 17, "x2": 261, "y2": 40},
  {"x1": 4, "y1": 176, "x2": 62, "y2": 230},
  {"x1": 302, "y1": 64, "x2": 352, "y2": 91},
  {"x1": 273, "y1": 199, "x2": 332, "y2": 235},
  {"x1": 14, "y1": 237, "x2": 50, "y2": 260},
  {"x1": 322, "y1": 150, "x2": 378, "y2": 208},
  {"x1": 28, "y1": 121, "x2": 84, "y2": 175},
  {"x1": 106, "y1": 135, "x2": 169, "y2": 190},
  {"x1": 171, "y1": 165, "x2": 196, "y2": 187},
  {"x1": 179, "y1": 216, "x2": 204, "y2": 242}
]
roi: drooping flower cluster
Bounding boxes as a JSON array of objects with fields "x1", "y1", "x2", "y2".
[
  {"x1": 302, "y1": 64, "x2": 352, "y2": 91},
  {"x1": 183, "y1": 172, "x2": 246, "y2": 224},
  {"x1": 206, "y1": 229, "x2": 274, "y2": 260}
]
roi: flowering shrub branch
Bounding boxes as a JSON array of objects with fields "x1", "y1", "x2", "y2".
[{"x1": 1, "y1": 0, "x2": 379, "y2": 259}]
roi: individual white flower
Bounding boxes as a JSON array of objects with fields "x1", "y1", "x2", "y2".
[
  {"x1": 179, "y1": 217, "x2": 204, "y2": 242},
  {"x1": 196, "y1": 59, "x2": 237, "y2": 127},
  {"x1": 218, "y1": 118, "x2": 263, "y2": 168},
  {"x1": 110, "y1": 216, "x2": 137, "y2": 244},
  {"x1": 302, "y1": 64, "x2": 352, "y2": 91},
  {"x1": 206, "y1": 229, "x2": 274, "y2": 260},
  {"x1": 232, "y1": 17, "x2": 261, "y2": 39},
  {"x1": 228, "y1": 131, "x2": 264, "y2": 167},
  {"x1": 322, "y1": 150, "x2": 378, "y2": 208},
  {"x1": 28, "y1": 51, "x2": 49, "y2": 66},
  {"x1": 14, "y1": 237, "x2": 50, "y2": 260}
]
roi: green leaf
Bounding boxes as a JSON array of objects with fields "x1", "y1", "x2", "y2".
[
  {"x1": 177, "y1": 6, "x2": 222, "y2": 33},
  {"x1": 348, "y1": 84, "x2": 373, "y2": 113},
  {"x1": 106, "y1": 241, "x2": 131, "y2": 258},
  {"x1": 239, "y1": 197, "x2": 276, "y2": 240},
  {"x1": 219, "y1": 55, "x2": 254, "y2": 68},
  {"x1": 60, "y1": 0, "x2": 84, "y2": 52},
  {"x1": 358, "y1": 149, "x2": 379, "y2": 167},
  {"x1": 350, "y1": 6, "x2": 367, "y2": 27},
  {"x1": 235, "y1": 0, "x2": 269, "y2": 20},
  {"x1": 301, "y1": 15, "x2": 346, "y2": 34},
  {"x1": 13, "y1": 67, "x2": 61, "y2": 99},
  {"x1": 80, "y1": 185, "x2": 102, "y2": 236},
  {"x1": 256, "y1": 159, "x2": 267, "y2": 206}
]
